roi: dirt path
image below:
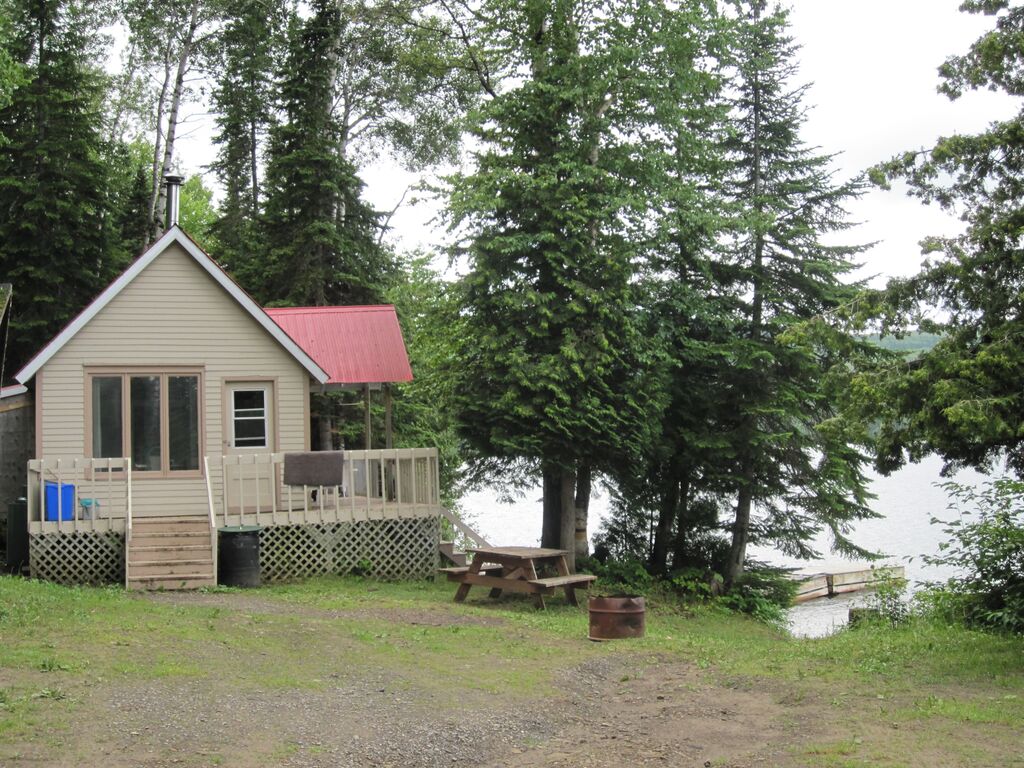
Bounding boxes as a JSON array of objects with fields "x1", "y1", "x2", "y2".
[{"x1": 0, "y1": 592, "x2": 837, "y2": 768}]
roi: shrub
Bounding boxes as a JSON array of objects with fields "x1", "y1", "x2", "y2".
[
  {"x1": 718, "y1": 564, "x2": 797, "y2": 627},
  {"x1": 920, "y1": 478, "x2": 1024, "y2": 634}
]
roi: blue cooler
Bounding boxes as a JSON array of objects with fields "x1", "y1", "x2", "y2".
[{"x1": 44, "y1": 482, "x2": 75, "y2": 522}]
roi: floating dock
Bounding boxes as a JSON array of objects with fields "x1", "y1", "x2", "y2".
[{"x1": 791, "y1": 566, "x2": 905, "y2": 604}]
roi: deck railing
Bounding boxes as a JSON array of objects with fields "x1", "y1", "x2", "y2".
[
  {"x1": 26, "y1": 457, "x2": 132, "y2": 534},
  {"x1": 27, "y1": 448, "x2": 442, "y2": 535},
  {"x1": 208, "y1": 448, "x2": 443, "y2": 528}
]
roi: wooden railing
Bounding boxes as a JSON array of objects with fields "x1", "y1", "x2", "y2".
[
  {"x1": 26, "y1": 457, "x2": 132, "y2": 534},
  {"x1": 209, "y1": 448, "x2": 443, "y2": 528}
]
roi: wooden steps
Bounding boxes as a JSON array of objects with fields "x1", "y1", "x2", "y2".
[{"x1": 127, "y1": 516, "x2": 215, "y2": 590}]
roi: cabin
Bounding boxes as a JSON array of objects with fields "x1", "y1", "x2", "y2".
[{"x1": 9, "y1": 181, "x2": 445, "y2": 589}]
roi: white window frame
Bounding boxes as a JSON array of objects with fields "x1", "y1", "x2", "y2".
[{"x1": 230, "y1": 386, "x2": 270, "y2": 449}]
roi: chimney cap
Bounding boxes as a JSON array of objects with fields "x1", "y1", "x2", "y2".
[{"x1": 164, "y1": 174, "x2": 185, "y2": 184}]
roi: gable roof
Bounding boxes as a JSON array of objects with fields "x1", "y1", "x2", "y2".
[
  {"x1": 265, "y1": 306, "x2": 413, "y2": 387},
  {"x1": 15, "y1": 227, "x2": 330, "y2": 385}
]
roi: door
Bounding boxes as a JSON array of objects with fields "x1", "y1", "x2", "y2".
[{"x1": 224, "y1": 382, "x2": 276, "y2": 515}]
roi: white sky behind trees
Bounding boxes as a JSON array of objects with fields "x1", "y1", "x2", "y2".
[{"x1": 173, "y1": 0, "x2": 1018, "y2": 286}]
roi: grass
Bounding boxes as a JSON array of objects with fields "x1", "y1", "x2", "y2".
[{"x1": 1, "y1": 574, "x2": 1022, "y2": 766}]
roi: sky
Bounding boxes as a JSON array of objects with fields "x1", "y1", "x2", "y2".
[{"x1": 174, "y1": 0, "x2": 1019, "y2": 286}]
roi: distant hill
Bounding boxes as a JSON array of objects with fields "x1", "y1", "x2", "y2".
[{"x1": 866, "y1": 332, "x2": 942, "y2": 356}]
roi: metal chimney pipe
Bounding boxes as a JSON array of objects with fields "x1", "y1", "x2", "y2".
[{"x1": 164, "y1": 174, "x2": 184, "y2": 229}]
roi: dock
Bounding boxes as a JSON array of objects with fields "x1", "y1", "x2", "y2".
[{"x1": 791, "y1": 566, "x2": 905, "y2": 604}]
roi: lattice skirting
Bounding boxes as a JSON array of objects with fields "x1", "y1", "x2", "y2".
[
  {"x1": 29, "y1": 531, "x2": 125, "y2": 586},
  {"x1": 260, "y1": 517, "x2": 439, "y2": 582}
]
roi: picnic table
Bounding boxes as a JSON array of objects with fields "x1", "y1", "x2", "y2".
[{"x1": 441, "y1": 546, "x2": 597, "y2": 609}]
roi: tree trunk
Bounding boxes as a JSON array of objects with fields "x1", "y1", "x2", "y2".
[
  {"x1": 573, "y1": 463, "x2": 591, "y2": 561},
  {"x1": 560, "y1": 469, "x2": 577, "y2": 573},
  {"x1": 650, "y1": 464, "x2": 678, "y2": 576},
  {"x1": 149, "y1": 1, "x2": 202, "y2": 241},
  {"x1": 541, "y1": 465, "x2": 561, "y2": 549},
  {"x1": 317, "y1": 415, "x2": 333, "y2": 451},
  {"x1": 725, "y1": 462, "x2": 755, "y2": 589},
  {"x1": 670, "y1": 473, "x2": 691, "y2": 568}
]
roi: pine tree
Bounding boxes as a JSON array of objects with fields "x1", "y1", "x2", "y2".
[
  {"x1": 258, "y1": 2, "x2": 394, "y2": 308},
  {"x1": 718, "y1": 1, "x2": 880, "y2": 585},
  {"x1": 449, "y1": 0, "x2": 714, "y2": 567},
  {"x1": 0, "y1": 0, "x2": 123, "y2": 371},
  {"x1": 209, "y1": 0, "x2": 288, "y2": 273}
]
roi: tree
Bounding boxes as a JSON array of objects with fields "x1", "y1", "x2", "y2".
[
  {"x1": 448, "y1": 0, "x2": 718, "y2": 569},
  {"x1": 0, "y1": 0, "x2": 124, "y2": 372},
  {"x1": 387, "y1": 251, "x2": 465, "y2": 508},
  {"x1": 866, "y1": 1, "x2": 1024, "y2": 478},
  {"x1": 329, "y1": 0, "x2": 477, "y2": 170},
  {"x1": 716, "y1": 1, "x2": 880, "y2": 586},
  {"x1": 119, "y1": 0, "x2": 218, "y2": 242},
  {"x1": 257, "y1": 1, "x2": 394, "y2": 308},
  {"x1": 209, "y1": 0, "x2": 289, "y2": 273},
  {"x1": 0, "y1": 0, "x2": 24, "y2": 130}
]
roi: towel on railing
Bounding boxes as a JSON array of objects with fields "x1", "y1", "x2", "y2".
[{"x1": 283, "y1": 451, "x2": 345, "y2": 487}]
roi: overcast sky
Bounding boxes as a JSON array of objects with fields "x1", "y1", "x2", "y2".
[{"x1": 175, "y1": 1, "x2": 1018, "y2": 286}]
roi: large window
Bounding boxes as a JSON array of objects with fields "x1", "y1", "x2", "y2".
[{"x1": 90, "y1": 371, "x2": 201, "y2": 474}]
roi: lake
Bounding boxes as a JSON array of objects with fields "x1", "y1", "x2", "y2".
[{"x1": 460, "y1": 455, "x2": 991, "y2": 637}]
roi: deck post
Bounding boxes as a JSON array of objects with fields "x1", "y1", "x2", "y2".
[{"x1": 363, "y1": 384, "x2": 372, "y2": 450}]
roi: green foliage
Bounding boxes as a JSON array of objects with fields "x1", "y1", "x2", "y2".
[
  {"x1": 583, "y1": 553, "x2": 794, "y2": 627},
  {"x1": 863, "y1": 3, "x2": 1024, "y2": 477},
  {"x1": 327, "y1": 0, "x2": 477, "y2": 169},
  {"x1": 256, "y1": 1, "x2": 395, "y2": 307},
  {"x1": 718, "y1": 566, "x2": 797, "y2": 626},
  {"x1": 208, "y1": 0, "x2": 287, "y2": 274},
  {"x1": 715, "y1": 2, "x2": 881, "y2": 583},
  {"x1": 448, "y1": 0, "x2": 718, "y2": 491},
  {"x1": 865, "y1": 572, "x2": 911, "y2": 627},
  {"x1": 920, "y1": 478, "x2": 1024, "y2": 634},
  {"x1": 178, "y1": 174, "x2": 217, "y2": 245},
  {"x1": 0, "y1": 0, "x2": 127, "y2": 371},
  {"x1": 387, "y1": 252, "x2": 465, "y2": 508}
]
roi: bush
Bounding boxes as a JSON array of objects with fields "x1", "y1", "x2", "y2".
[
  {"x1": 921, "y1": 478, "x2": 1024, "y2": 634},
  {"x1": 718, "y1": 565, "x2": 797, "y2": 627}
]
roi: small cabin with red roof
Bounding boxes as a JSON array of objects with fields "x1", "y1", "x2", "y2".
[{"x1": 12, "y1": 215, "x2": 442, "y2": 589}]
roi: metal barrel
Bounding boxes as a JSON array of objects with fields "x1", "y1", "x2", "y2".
[
  {"x1": 588, "y1": 595, "x2": 646, "y2": 641},
  {"x1": 217, "y1": 526, "x2": 261, "y2": 587}
]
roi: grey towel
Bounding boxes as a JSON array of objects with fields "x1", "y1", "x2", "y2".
[{"x1": 283, "y1": 451, "x2": 345, "y2": 487}]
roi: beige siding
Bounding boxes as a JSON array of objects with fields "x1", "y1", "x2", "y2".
[{"x1": 38, "y1": 242, "x2": 310, "y2": 518}]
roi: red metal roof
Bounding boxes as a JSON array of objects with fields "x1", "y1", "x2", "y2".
[{"x1": 265, "y1": 305, "x2": 413, "y2": 386}]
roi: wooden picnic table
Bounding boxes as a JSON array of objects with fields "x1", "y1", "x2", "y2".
[{"x1": 440, "y1": 546, "x2": 597, "y2": 609}]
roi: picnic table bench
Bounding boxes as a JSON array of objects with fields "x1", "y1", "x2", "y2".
[{"x1": 441, "y1": 546, "x2": 597, "y2": 609}]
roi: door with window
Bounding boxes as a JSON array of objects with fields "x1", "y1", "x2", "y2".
[{"x1": 224, "y1": 382, "x2": 275, "y2": 512}]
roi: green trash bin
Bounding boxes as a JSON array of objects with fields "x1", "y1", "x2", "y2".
[{"x1": 6, "y1": 498, "x2": 29, "y2": 575}]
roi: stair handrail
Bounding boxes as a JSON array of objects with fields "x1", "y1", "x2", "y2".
[
  {"x1": 439, "y1": 507, "x2": 491, "y2": 549},
  {"x1": 204, "y1": 456, "x2": 218, "y2": 582},
  {"x1": 124, "y1": 459, "x2": 132, "y2": 589}
]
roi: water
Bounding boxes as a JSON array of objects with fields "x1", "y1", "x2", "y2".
[{"x1": 460, "y1": 455, "x2": 990, "y2": 638}]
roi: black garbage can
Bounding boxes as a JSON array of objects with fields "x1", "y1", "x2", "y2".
[
  {"x1": 218, "y1": 525, "x2": 261, "y2": 587},
  {"x1": 6, "y1": 498, "x2": 29, "y2": 575}
]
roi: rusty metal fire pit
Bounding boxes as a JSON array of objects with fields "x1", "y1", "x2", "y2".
[{"x1": 588, "y1": 595, "x2": 646, "y2": 641}]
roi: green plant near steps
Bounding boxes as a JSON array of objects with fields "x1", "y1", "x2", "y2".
[{"x1": 919, "y1": 478, "x2": 1024, "y2": 634}]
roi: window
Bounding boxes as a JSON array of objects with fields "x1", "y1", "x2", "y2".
[
  {"x1": 89, "y1": 371, "x2": 202, "y2": 474},
  {"x1": 231, "y1": 388, "x2": 267, "y2": 448}
]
